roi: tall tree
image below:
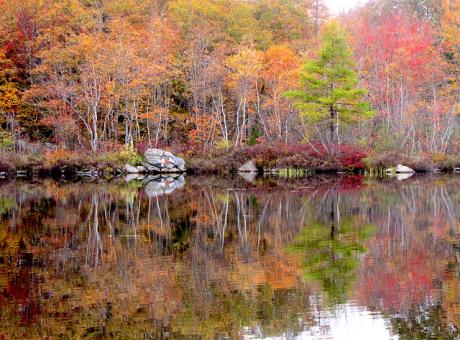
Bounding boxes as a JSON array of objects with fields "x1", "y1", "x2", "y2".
[
  {"x1": 0, "y1": 49, "x2": 20, "y2": 135},
  {"x1": 441, "y1": 0, "x2": 459, "y2": 90},
  {"x1": 349, "y1": 9, "x2": 455, "y2": 154},
  {"x1": 285, "y1": 21, "x2": 374, "y2": 147},
  {"x1": 261, "y1": 44, "x2": 300, "y2": 142},
  {"x1": 226, "y1": 45, "x2": 263, "y2": 146}
]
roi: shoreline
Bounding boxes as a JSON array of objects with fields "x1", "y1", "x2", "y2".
[
  {"x1": 1, "y1": 144, "x2": 459, "y2": 181},
  {"x1": 0, "y1": 163, "x2": 458, "y2": 182}
]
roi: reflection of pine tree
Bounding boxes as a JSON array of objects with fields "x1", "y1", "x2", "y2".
[{"x1": 287, "y1": 193, "x2": 375, "y2": 305}]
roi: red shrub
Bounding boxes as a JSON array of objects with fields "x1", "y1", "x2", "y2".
[
  {"x1": 182, "y1": 142, "x2": 368, "y2": 173},
  {"x1": 337, "y1": 145, "x2": 367, "y2": 170}
]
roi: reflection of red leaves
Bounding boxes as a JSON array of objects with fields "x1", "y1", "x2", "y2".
[
  {"x1": 338, "y1": 175, "x2": 365, "y2": 192},
  {"x1": 358, "y1": 251, "x2": 436, "y2": 312},
  {"x1": 6, "y1": 270, "x2": 30, "y2": 303},
  {"x1": 5, "y1": 269, "x2": 41, "y2": 325}
]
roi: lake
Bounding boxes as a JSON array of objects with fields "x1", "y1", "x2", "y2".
[{"x1": 0, "y1": 174, "x2": 459, "y2": 339}]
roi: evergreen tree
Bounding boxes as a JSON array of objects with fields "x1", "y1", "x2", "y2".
[{"x1": 285, "y1": 21, "x2": 374, "y2": 146}]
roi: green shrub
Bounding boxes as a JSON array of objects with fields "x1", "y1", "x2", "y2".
[
  {"x1": 116, "y1": 145, "x2": 144, "y2": 166},
  {"x1": 214, "y1": 139, "x2": 231, "y2": 150},
  {"x1": 0, "y1": 131, "x2": 14, "y2": 150}
]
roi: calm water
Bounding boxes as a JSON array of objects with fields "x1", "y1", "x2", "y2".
[{"x1": 0, "y1": 174, "x2": 459, "y2": 339}]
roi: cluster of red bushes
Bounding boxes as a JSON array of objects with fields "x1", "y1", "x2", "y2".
[{"x1": 185, "y1": 143, "x2": 368, "y2": 174}]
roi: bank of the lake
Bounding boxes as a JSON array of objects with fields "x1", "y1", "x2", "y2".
[{"x1": 1, "y1": 143, "x2": 459, "y2": 180}]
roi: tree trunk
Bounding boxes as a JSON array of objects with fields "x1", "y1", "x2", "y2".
[{"x1": 330, "y1": 105, "x2": 336, "y2": 145}]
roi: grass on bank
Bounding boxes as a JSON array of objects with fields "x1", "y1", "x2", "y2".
[{"x1": 0, "y1": 141, "x2": 459, "y2": 176}]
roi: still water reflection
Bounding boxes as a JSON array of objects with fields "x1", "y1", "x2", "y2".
[{"x1": 0, "y1": 175, "x2": 459, "y2": 339}]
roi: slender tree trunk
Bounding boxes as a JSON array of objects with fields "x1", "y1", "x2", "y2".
[{"x1": 330, "y1": 105, "x2": 336, "y2": 145}]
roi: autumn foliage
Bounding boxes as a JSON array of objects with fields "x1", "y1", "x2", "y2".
[
  {"x1": 0, "y1": 0, "x2": 458, "y2": 169},
  {"x1": 187, "y1": 142, "x2": 367, "y2": 174}
]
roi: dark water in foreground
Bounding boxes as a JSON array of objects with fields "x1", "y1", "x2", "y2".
[{"x1": 0, "y1": 175, "x2": 459, "y2": 339}]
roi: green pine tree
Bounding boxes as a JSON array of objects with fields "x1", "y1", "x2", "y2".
[{"x1": 285, "y1": 21, "x2": 374, "y2": 146}]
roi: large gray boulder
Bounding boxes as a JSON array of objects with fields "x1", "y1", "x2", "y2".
[{"x1": 143, "y1": 148, "x2": 186, "y2": 173}]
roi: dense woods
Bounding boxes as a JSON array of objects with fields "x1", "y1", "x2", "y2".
[{"x1": 0, "y1": 0, "x2": 458, "y2": 172}]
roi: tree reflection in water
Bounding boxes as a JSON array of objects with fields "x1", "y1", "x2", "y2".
[
  {"x1": 0, "y1": 175, "x2": 458, "y2": 338},
  {"x1": 288, "y1": 218, "x2": 375, "y2": 305}
]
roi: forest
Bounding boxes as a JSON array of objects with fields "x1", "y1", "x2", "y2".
[{"x1": 0, "y1": 0, "x2": 458, "y2": 174}]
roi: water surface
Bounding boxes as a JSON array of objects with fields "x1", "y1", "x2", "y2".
[{"x1": 0, "y1": 175, "x2": 459, "y2": 339}]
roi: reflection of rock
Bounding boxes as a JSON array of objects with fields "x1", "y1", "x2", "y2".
[
  {"x1": 239, "y1": 171, "x2": 257, "y2": 182},
  {"x1": 125, "y1": 163, "x2": 142, "y2": 174},
  {"x1": 454, "y1": 168, "x2": 460, "y2": 173},
  {"x1": 238, "y1": 160, "x2": 257, "y2": 173},
  {"x1": 144, "y1": 174, "x2": 185, "y2": 197},
  {"x1": 76, "y1": 170, "x2": 98, "y2": 178},
  {"x1": 396, "y1": 164, "x2": 415, "y2": 173},
  {"x1": 125, "y1": 174, "x2": 145, "y2": 182},
  {"x1": 397, "y1": 173, "x2": 414, "y2": 181},
  {"x1": 143, "y1": 148, "x2": 186, "y2": 173}
]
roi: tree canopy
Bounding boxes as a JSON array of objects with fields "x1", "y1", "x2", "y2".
[{"x1": 285, "y1": 22, "x2": 374, "y2": 146}]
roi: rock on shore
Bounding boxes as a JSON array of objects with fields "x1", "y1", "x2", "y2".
[
  {"x1": 126, "y1": 148, "x2": 186, "y2": 173},
  {"x1": 395, "y1": 164, "x2": 415, "y2": 173},
  {"x1": 142, "y1": 148, "x2": 186, "y2": 173},
  {"x1": 238, "y1": 160, "x2": 257, "y2": 173}
]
